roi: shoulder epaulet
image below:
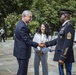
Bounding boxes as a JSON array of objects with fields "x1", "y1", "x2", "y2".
[
  {"x1": 67, "y1": 21, "x2": 72, "y2": 26},
  {"x1": 67, "y1": 21, "x2": 74, "y2": 29}
]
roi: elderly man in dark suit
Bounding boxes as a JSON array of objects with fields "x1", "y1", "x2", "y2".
[{"x1": 13, "y1": 10, "x2": 41, "y2": 75}]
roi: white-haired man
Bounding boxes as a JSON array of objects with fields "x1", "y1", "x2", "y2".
[{"x1": 13, "y1": 10, "x2": 41, "y2": 75}]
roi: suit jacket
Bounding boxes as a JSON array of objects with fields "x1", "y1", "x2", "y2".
[
  {"x1": 46, "y1": 21, "x2": 75, "y2": 63},
  {"x1": 13, "y1": 20, "x2": 38, "y2": 59}
]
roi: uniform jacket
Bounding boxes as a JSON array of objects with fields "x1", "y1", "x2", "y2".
[
  {"x1": 13, "y1": 20, "x2": 38, "y2": 59},
  {"x1": 46, "y1": 21, "x2": 75, "y2": 63}
]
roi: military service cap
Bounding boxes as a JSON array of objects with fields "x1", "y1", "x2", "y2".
[{"x1": 58, "y1": 9, "x2": 73, "y2": 17}]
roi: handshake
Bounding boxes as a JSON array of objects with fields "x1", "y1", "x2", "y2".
[{"x1": 38, "y1": 42, "x2": 45, "y2": 48}]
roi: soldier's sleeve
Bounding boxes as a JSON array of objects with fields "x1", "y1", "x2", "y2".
[
  {"x1": 45, "y1": 38, "x2": 57, "y2": 47},
  {"x1": 59, "y1": 25, "x2": 75, "y2": 62}
]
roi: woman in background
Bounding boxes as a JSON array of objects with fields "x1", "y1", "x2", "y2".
[{"x1": 33, "y1": 23, "x2": 51, "y2": 75}]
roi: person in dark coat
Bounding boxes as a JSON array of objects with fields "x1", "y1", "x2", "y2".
[
  {"x1": 13, "y1": 10, "x2": 41, "y2": 75},
  {"x1": 41, "y1": 9, "x2": 75, "y2": 75}
]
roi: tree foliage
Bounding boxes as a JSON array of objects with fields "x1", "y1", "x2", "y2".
[
  {"x1": 4, "y1": 13, "x2": 21, "y2": 36},
  {"x1": 0, "y1": 0, "x2": 76, "y2": 36}
]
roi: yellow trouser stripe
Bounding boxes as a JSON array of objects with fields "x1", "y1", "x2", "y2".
[{"x1": 63, "y1": 63, "x2": 67, "y2": 75}]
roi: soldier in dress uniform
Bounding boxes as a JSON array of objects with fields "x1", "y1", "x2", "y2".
[{"x1": 42, "y1": 9, "x2": 75, "y2": 75}]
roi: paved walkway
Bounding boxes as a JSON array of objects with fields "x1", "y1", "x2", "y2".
[{"x1": 0, "y1": 40, "x2": 76, "y2": 75}]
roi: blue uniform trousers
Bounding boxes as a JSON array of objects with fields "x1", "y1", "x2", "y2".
[
  {"x1": 58, "y1": 63, "x2": 72, "y2": 75},
  {"x1": 17, "y1": 58, "x2": 29, "y2": 75}
]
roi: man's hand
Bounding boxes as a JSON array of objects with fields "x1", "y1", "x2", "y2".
[
  {"x1": 58, "y1": 60, "x2": 64, "y2": 64},
  {"x1": 38, "y1": 43, "x2": 45, "y2": 48}
]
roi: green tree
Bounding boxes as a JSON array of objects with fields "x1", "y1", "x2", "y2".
[
  {"x1": 4, "y1": 13, "x2": 21, "y2": 36},
  {"x1": 28, "y1": 20, "x2": 40, "y2": 34},
  {"x1": 0, "y1": 0, "x2": 33, "y2": 27},
  {"x1": 2, "y1": 0, "x2": 76, "y2": 37},
  {"x1": 31, "y1": 0, "x2": 76, "y2": 31}
]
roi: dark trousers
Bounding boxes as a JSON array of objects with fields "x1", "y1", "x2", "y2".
[
  {"x1": 1, "y1": 34, "x2": 5, "y2": 42},
  {"x1": 58, "y1": 63, "x2": 72, "y2": 75},
  {"x1": 17, "y1": 58, "x2": 29, "y2": 75}
]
